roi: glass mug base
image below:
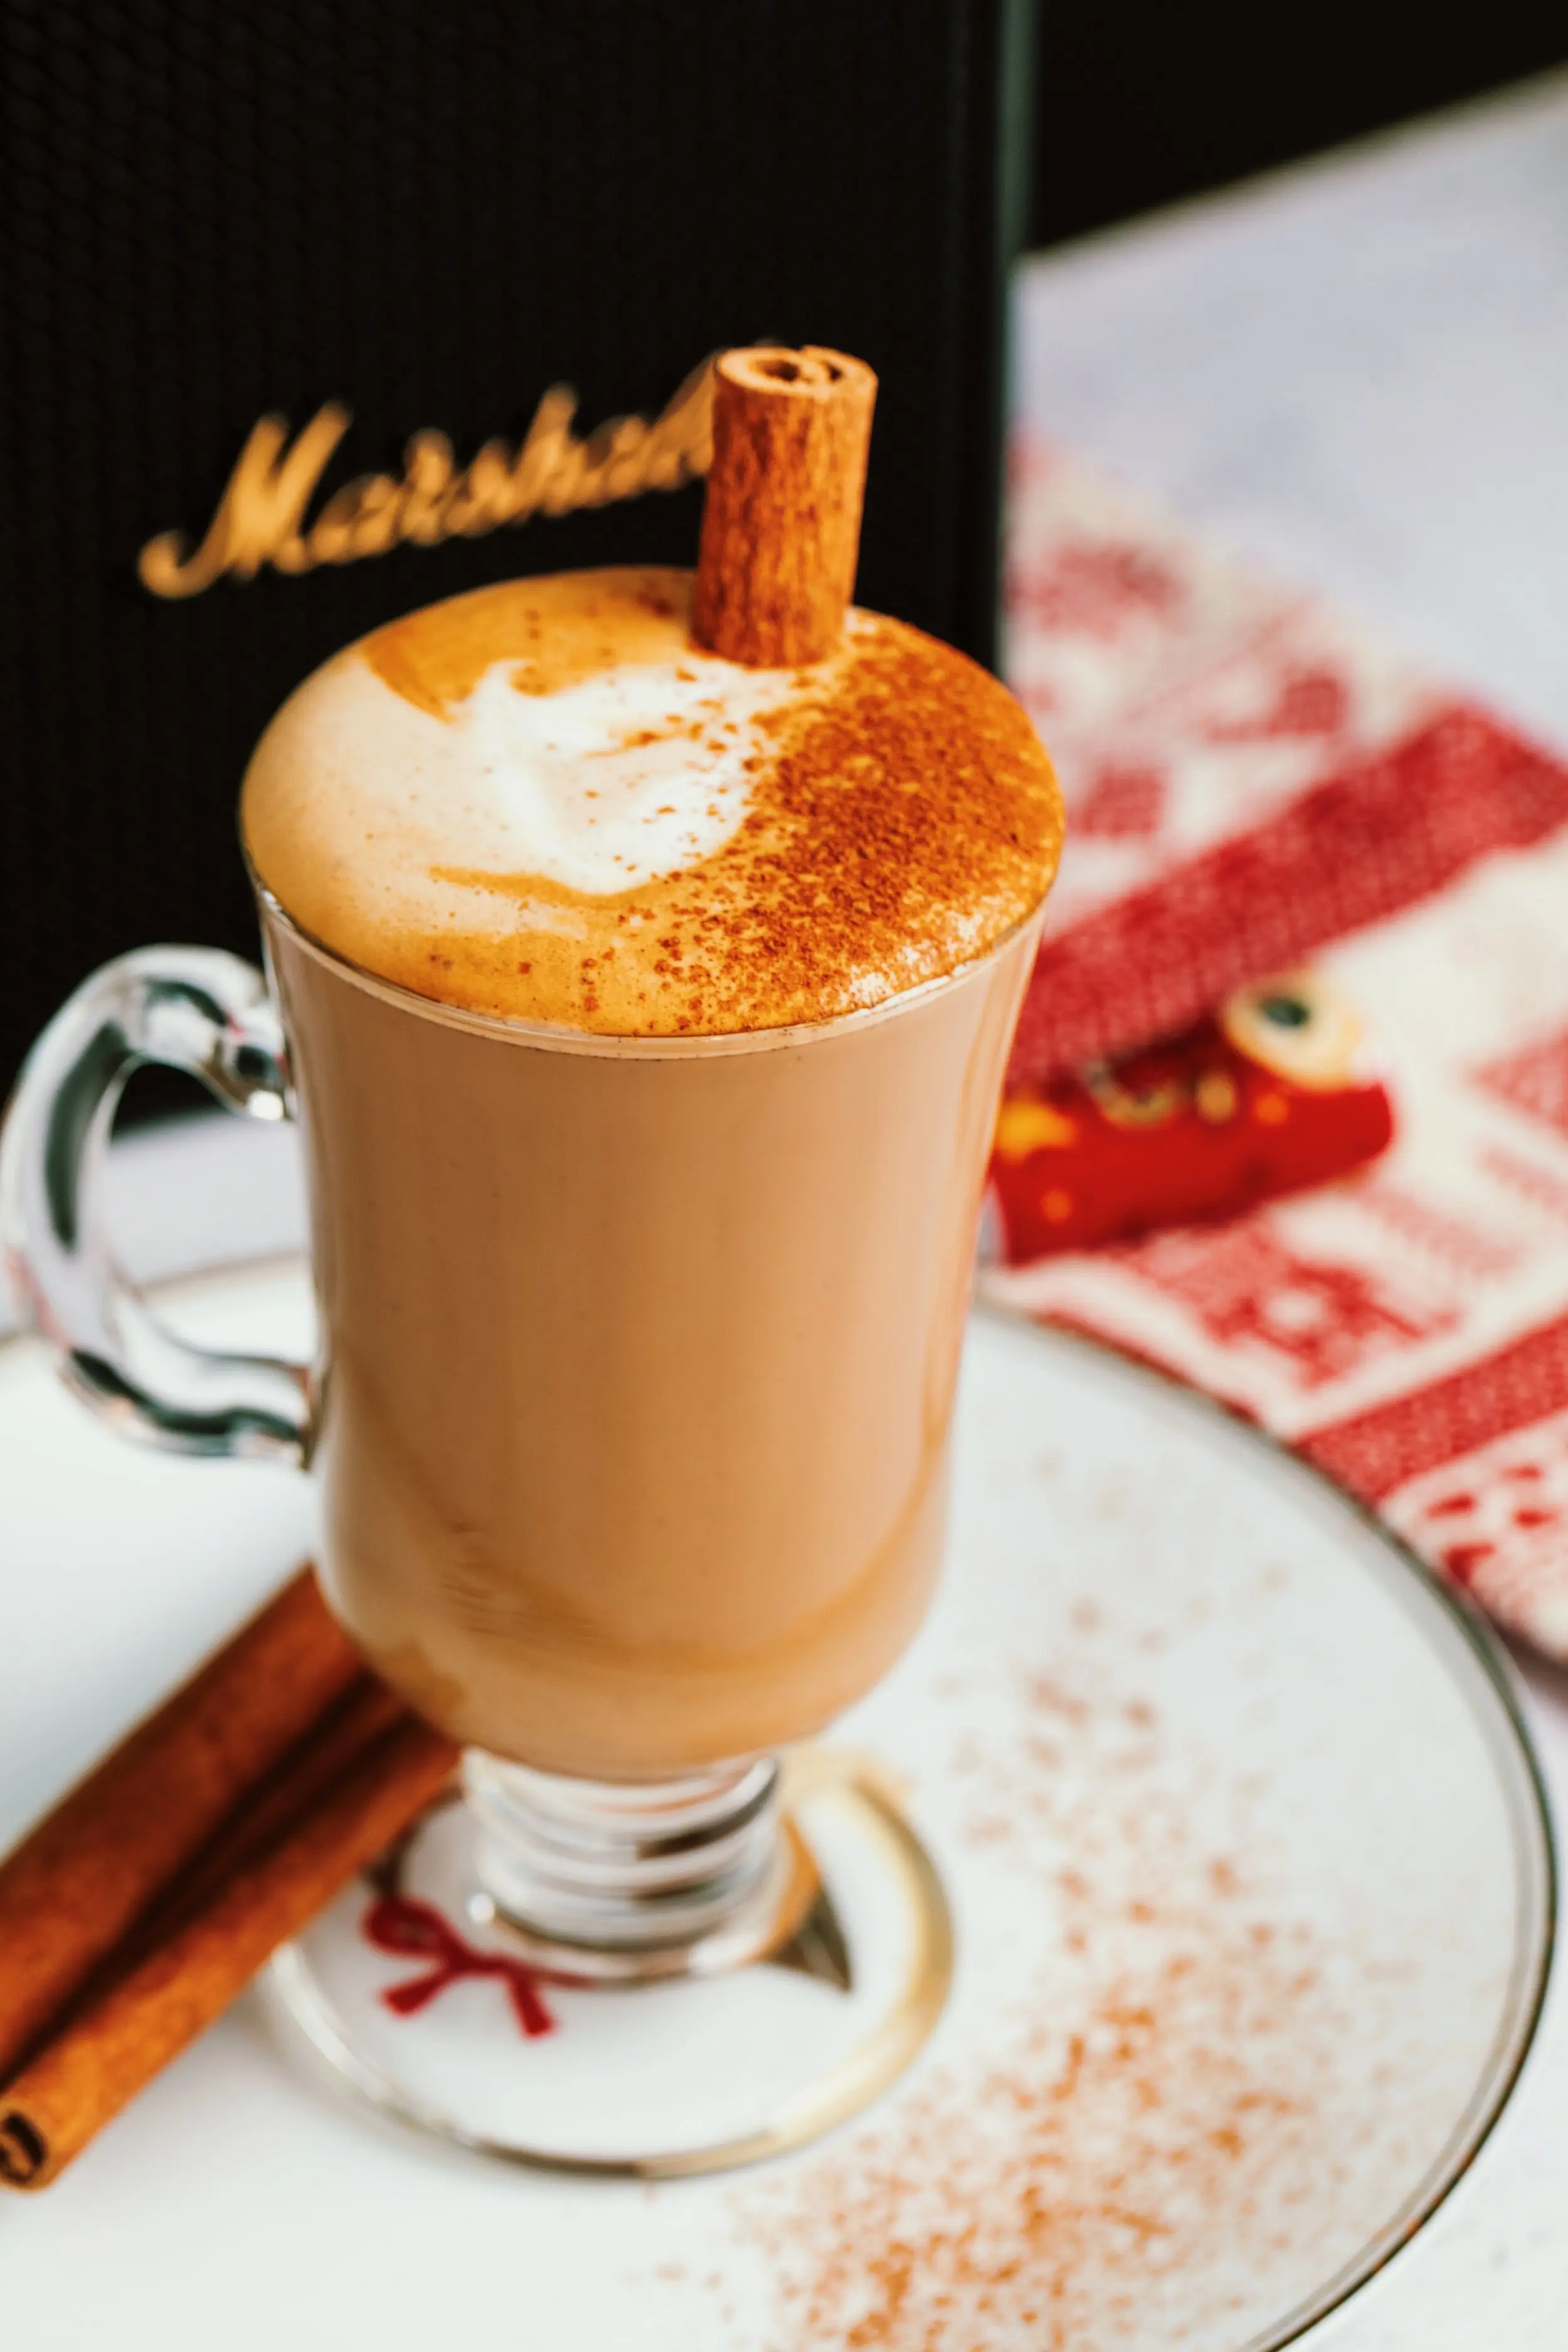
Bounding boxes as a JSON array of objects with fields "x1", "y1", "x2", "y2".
[{"x1": 264, "y1": 1749, "x2": 953, "y2": 2177}]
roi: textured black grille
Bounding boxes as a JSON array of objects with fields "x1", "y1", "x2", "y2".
[{"x1": 0, "y1": 0, "x2": 1024, "y2": 1097}]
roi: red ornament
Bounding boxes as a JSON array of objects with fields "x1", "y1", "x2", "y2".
[{"x1": 990, "y1": 971, "x2": 1394, "y2": 1265}]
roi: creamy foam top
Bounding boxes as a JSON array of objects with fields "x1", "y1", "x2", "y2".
[{"x1": 241, "y1": 568, "x2": 1062, "y2": 1034}]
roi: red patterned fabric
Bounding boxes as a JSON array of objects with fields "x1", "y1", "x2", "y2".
[
  {"x1": 1302, "y1": 1316, "x2": 1568, "y2": 1503},
  {"x1": 1477, "y1": 1027, "x2": 1568, "y2": 1142},
  {"x1": 1010, "y1": 711, "x2": 1568, "y2": 1084},
  {"x1": 990, "y1": 437, "x2": 1568, "y2": 1661}
]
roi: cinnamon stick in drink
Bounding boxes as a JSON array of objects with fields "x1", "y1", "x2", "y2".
[
  {"x1": 0, "y1": 1567, "x2": 361, "y2": 2078},
  {"x1": 693, "y1": 345, "x2": 877, "y2": 666}
]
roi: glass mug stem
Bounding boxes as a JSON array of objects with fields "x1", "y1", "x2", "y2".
[{"x1": 463, "y1": 1751, "x2": 790, "y2": 1981}]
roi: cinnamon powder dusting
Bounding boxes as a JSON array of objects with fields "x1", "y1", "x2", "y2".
[
  {"x1": 412, "y1": 604, "x2": 1062, "y2": 1034},
  {"x1": 720, "y1": 1639, "x2": 1373, "y2": 2351},
  {"x1": 645, "y1": 622, "x2": 1063, "y2": 1032}
]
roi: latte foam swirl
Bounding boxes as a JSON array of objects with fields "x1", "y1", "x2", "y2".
[{"x1": 241, "y1": 567, "x2": 1063, "y2": 1034}]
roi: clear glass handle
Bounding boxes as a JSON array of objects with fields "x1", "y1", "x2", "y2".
[{"x1": 0, "y1": 945, "x2": 312, "y2": 1463}]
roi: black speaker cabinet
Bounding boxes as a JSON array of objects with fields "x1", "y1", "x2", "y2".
[{"x1": 0, "y1": 0, "x2": 1034, "y2": 1099}]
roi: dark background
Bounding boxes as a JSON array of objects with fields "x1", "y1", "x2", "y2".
[{"x1": 1029, "y1": 3, "x2": 1566, "y2": 249}]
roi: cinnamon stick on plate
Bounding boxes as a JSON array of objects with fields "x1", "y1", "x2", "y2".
[
  {"x1": 0, "y1": 1567, "x2": 458, "y2": 2191},
  {"x1": 0, "y1": 1567, "x2": 361, "y2": 2077},
  {"x1": 0, "y1": 1697, "x2": 456, "y2": 2191},
  {"x1": 693, "y1": 345, "x2": 877, "y2": 667}
]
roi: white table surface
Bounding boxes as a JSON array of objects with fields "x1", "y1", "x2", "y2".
[{"x1": 7, "y1": 69, "x2": 1568, "y2": 2343}]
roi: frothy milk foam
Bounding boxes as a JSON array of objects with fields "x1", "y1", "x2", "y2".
[
  {"x1": 245, "y1": 567, "x2": 1061, "y2": 1036},
  {"x1": 254, "y1": 630, "x2": 787, "y2": 901},
  {"x1": 245, "y1": 568, "x2": 1062, "y2": 1776}
]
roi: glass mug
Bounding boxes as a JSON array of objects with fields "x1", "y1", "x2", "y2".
[{"x1": 1, "y1": 879, "x2": 1042, "y2": 2167}]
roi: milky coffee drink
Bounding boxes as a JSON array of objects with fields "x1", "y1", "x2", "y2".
[{"x1": 243, "y1": 566, "x2": 1062, "y2": 1779}]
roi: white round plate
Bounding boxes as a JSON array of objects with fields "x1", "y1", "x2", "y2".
[{"x1": 0, "y1": 1259, "x2": 1551, "y2": 2352}]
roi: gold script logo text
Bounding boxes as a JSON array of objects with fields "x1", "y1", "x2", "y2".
[{"x1": 137, "y1": 363, "x2": 714, "y2": 601}]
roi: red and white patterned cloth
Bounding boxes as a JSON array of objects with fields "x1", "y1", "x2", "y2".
[{"x1": 988, "y1": 433, "x2": 1568, "y2": 1658}]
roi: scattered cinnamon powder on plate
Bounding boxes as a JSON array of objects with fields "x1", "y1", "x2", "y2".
[{"x1": 726, "y1": 1645, "x2": 1370, "y2": 2351}]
